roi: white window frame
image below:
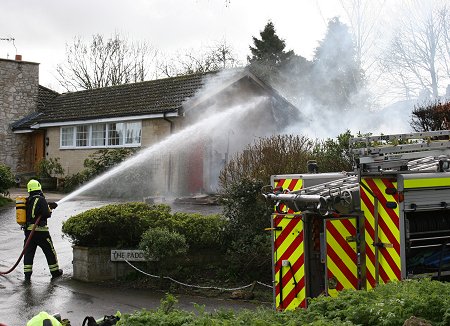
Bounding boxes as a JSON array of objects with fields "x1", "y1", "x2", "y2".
[{"x1": 59, "y1": 121, "x2": 142, "y2": 149}]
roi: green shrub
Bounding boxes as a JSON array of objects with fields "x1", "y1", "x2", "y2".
[
  {"x1": 139, "y1": 227, "x2": 188, "y2": 262},
  {"x1": 306, "y1": 278, "x2": 450, "y2": 326},
  {"x1": 62, "y1": 202, "x2": 172, "y2": 247},
  {"x1": 0, "y1": 196, "x2": 13, "y2": 207},
  {"x1": 35, "y1": 157, "x2": 64, "y2": 178},
  {"x1": 220, "y1": 177, "x2": 272, "y2": 279},
  {"x1": 61, "y1": 203, "x2": 225, "y2": 250},
  {"x1": 169, "y1": 212, "x2": 227, "y2": 249},
  {"x1": 0, "y1": 163, "x2": 15, "y2": 196},
  {"x1": 117, "y1": 280, "x2": 450, "y2": 326}
]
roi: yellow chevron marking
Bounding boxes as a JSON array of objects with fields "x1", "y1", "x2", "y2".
[
  {"x1": 327, "y1": 255, "x2": 355, "y2": 293},
  {"x1": 326, "y1": 220, "x2": 357, "y2": 297},
  {"x1": 326, "y1": 227, "x2": 357, "y2": 273},
  {"x1": 274, "y1": 214, "x2": 305, "y2": 310}
]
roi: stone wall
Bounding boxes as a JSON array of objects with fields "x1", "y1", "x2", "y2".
[{"x1": 0, "y1": 58, "x2": 39, "y2": 173}]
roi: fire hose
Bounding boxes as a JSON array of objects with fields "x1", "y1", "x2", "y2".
[{"x1": 0, "y1": 216, "x2": 42, "y2": 276}]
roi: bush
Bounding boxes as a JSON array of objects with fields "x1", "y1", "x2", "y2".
[
  {"x1": 220, "y1": 177, "x2": 272, "y2": 279},
  {"x1": 0, "y1": 163, "x2": 15, "y2": 196},
  {"x1": 306, "y1": 278, "x2": 450, "y2": 326},
  {"x1": 169, "y1": 212, "x2": 227, "y2": 250},
  {"x1": 62, "y1": 202, "x2": 172, "y2": 247},
  {"x1": 139, "y1": 227, "x2": 188, "y2": 262},
  {"x1": 35, "y1": 157, "x2": 64, "y2": 178},
  {"x1": 61, "y1": 203, "x2": 225, "y2": 250},
  {"x1": 118, "y1": 280, "x2": 450, "y2": 326}
]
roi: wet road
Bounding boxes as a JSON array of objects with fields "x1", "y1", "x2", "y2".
[{"x1": 0, "y1": 191, "x2": 268, "y2": 325}]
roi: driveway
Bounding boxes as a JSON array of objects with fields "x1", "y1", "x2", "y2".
[{"x1": 0, "y1": 189, "x2": 269, "y2": 325}]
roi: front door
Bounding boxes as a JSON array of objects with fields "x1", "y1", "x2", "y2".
[{"x1": 31, "y1": 131, "x2": 45, "y2": 170}]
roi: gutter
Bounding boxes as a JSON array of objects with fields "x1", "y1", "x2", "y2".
[
  {"x1": 163, "y1": 112, "x2": 176, "y2": 194},
  {"x1": 29, "y1": 111, "x2": 180, "y2": 129},
  {"x1": 163, "y1": 112, "x2": 175, "y2": 134}
]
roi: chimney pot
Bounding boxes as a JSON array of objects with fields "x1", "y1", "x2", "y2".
[{"x1": 15, "y1": 54, "x2": 22, "y2": 61}]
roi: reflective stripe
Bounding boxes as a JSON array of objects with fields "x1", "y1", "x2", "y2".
[
  {"x1": 403, "y1": 177, "x2": 450, "y2": 189},
  {"x1": 24, "y1": 265, "x2": 33, "y2": 272},
  {"x1": 26, "y1": 224, "x2": 49, "y2": 231},
  {"x1": 31, "y1": 197, "x2": 38, "y2": 219},
  {"x1": 49, "y1": 264, "x2": 60, "y2": 272}
]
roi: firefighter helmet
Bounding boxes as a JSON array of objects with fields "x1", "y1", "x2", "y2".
[{"x1": 27, "y1": 179, "x2": 42, "y2": 192}]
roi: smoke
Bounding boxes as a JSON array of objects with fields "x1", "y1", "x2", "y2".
[{"x1": 272, "y1": 16, "x2": 415, "y2": 140}]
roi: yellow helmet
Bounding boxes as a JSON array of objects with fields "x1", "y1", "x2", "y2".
[{"x1": 27, "y1": 179, "x2": 42, "y2": 192}]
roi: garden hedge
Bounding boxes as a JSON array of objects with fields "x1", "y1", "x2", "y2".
[{"x1": 62, "y1": 202, "x2": 226, "y2": 249}]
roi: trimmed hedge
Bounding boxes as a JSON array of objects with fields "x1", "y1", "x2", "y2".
[
  {"x1": 117, "y1": 279, "x2": 450, "y2": 326},
  {"x1": 62, "y1": 203, "x2": 226, "y2": 249}
]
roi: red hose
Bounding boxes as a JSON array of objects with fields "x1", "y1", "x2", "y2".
[{"x1": 0, "y1": 216, "x2": 41, "y2": 276}]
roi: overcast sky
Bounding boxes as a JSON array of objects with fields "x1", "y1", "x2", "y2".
[{"x1": 0, "y1": 0, "x2": 347, "y2": 91}]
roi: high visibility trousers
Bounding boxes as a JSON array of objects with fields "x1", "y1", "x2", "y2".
[{"x1": 23, "y1": 230, "x2": 60, "y2": 277}]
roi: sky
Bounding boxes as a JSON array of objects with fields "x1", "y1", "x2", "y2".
[{"x1": 0, "y1": 0, "x2": 346, "y2": 92}]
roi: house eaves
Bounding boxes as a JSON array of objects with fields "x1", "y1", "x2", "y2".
[{"x1": 30, "y1": 111, "x2": 179, "y2": 129}]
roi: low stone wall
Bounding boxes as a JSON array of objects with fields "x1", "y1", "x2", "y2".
[
  {"x1": 72, "y1": 246, "x2": 136, "y2": 282},
  {"x1": 72, "y1": 246, "x2": 226, "y2": 282}
]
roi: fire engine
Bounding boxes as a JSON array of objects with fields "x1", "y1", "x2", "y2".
[{"x1": 262, "y1": 130, "x2": 450, "y2": 311}]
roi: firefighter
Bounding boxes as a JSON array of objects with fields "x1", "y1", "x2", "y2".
[{"x1": 24, "y1": 179, "x2": 63, "y2": 281}]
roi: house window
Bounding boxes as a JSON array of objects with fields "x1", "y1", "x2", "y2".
[
  {"x1": 76, "y1": 125, "x2": 89, "y2": 147},
  {"x1": 60, "y1": 121, "x2": 141, "y2": 148},
  {"x1": 91, "y1": 124, "x2": 106, "y2": 147},
  {"x1": 125, "y1": 122, "x2": 141, "y2": 144},
  {"x1": 61, "y1": 127, "x2": 74, "y2": 147},
  {"x1": 108, "y1": 123, "x2": 124, "y2": 146}
]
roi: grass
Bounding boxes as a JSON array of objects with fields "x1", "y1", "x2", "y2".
[{"x1": 0, "y1": 196, "x2": 13, "y2": 208}]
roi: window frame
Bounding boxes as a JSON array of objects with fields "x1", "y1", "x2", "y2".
[{"x1": 59, "y1": 121, "x2": 142, "y2": 149}]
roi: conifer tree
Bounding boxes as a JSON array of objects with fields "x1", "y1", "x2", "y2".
[{"x1": 248, "y1": 21, "x2": 295, "y2": 80}]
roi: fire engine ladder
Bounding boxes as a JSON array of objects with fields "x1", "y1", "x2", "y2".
[
  {"x1": 350, "y1": 130, "x2": 450, "y2": 173},
  {"x1": 263, "y1": 174, "x2": 360, "y2": 216}
]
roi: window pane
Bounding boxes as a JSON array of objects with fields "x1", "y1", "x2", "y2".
[
  {"x1": 61, "y1": 127, "x2": 74, "y2": 147},
  {"x1": 108, "y1": 123, "x2": 124, "y2": 146},
  {"x1": 125, "y1": 122, "x2": 141, "y2": 144},
  {"x1": 76, "y1": 125, "x2": 89, "y2": 147},
  {"x1": 92, "y1": 124, "x2": 106, "y2": 146}
]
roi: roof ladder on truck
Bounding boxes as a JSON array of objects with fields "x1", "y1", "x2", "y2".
[{"x1": 350, "y1": 130, "x2": 450, "y2": 175}]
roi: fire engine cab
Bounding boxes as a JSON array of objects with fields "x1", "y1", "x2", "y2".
[{"x1": 263, "y1": 130, "x2": 450, "y2": 311}]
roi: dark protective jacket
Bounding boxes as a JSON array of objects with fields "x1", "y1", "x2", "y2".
[{"x1": 26, "y1": 191, "x2": 52, "y2": 230}]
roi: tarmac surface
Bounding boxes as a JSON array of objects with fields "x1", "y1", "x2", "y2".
[{"x1": 0, "y1": 189, "x2": 269, "y2": 325}]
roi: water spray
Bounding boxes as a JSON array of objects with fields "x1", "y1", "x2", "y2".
[{"x1": 57, "y1": 98, "x2": 266, "y2": 204}]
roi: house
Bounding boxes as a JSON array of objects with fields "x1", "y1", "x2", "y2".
[{"x1": 3, "y1": 56, "x2": 299, "y2": 196}]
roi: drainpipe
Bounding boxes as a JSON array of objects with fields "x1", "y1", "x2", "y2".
[{"x1": 163, "y1": 112, "x2": 174, "y2": 193}]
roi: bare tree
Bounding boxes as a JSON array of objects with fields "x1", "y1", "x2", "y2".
[
  {"x1": 56, "y1": 33, "x2": 157, "y2": 91},
  {"x1": 156, "y1": 40, "x2": 242, "y2": 78},
  {"x1": 338, "y1": 0, "x2": 386, "y2": 73},
  {"x1": 380, "y1": 1, "x2": 450, "y2": 100}
]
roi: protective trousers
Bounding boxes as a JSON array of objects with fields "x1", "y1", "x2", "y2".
[{"x1": 23, "y1": 230, "x2": 60, "y2": 279}]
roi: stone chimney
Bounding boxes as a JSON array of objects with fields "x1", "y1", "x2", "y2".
[{"x1": 0, "y1": 57, "x2": 39, "y2": 173}]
